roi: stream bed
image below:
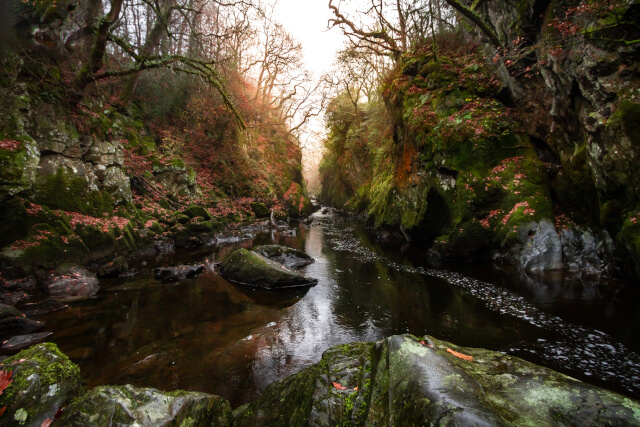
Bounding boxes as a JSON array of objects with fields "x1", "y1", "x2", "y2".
[{"x1": 43, "y1": 211, "x2": 640, "y2": 407}]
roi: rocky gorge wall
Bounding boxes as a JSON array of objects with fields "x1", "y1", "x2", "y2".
[
  {"x1": 0, "y1": 46, "x2": 312, "y2": 280},
  {"x1": 319, "y1": 0, "x2": 640, "y2": 280}
]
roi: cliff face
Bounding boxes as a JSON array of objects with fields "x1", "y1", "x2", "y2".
[
  {"x1": 0, "y1": 3, "x2": 311, "y2": 276},
  {"x1": 319, "y1": 0, "x2": 640, "y2": 279}
]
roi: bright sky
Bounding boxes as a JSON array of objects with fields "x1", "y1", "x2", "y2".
[{"x1": 273, "y1": 0, "x2": 346, "y2": 76}]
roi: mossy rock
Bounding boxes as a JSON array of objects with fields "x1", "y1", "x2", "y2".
[
  {"x1": 186, "y1": 221, "x2": 214, "y2": 234},
  {"x1": 0, "y1": 135, "x2": 39, "y2": 199},
  {"x1": 0, "y1": 342, "x2": 84, "y2": 427},
  {"x1": 75, "y1": 223, "x2": 117, "y2": 261},
  {"x1": 219, "y1": 249, "x2": 318, "y2": 289},
  {"x1": 181, "y1": 206, "x2": 212, "y2": 221},
  {"x1": 55, "y1": 384, "x2": 233, "y2": 426},
  {"x1": 33, "y1": 168, "x2": 113, "y2": 216},
  {"x1": 236, "y1": 335, "x2": 640, "y2": 426},
  {"x1": 617, "y1": 214, "x2": 640, "y2": 279},
  {"x1": 250, "y1": 202, "x2": 270, "y2": 218}
]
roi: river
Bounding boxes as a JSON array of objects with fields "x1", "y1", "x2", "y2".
[{"x1": 44, "y1": 211, "x2": 640, "y2": 407}]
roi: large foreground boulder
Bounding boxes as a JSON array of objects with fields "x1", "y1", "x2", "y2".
[
  {"x1": 0, "y1": 343, "x2": 84, "y2": 427},
  {"x1": 252, "y1": 245, "x2": 314, "y2": 269},
  {"x1": 219, "y1": 249, "x2": 318, "y2": 289},
  {"x1": 234, "y1": 334, "x2": 640, "y2": 426},
  {"x1": 56, "y1": 384, "x2": 233, "y2": 426}
]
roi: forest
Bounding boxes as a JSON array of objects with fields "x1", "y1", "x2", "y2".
[{"x1": 1, "y1": 0, "x2": 640, "y2": 425}]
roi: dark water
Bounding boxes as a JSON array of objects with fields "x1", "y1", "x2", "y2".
[{"x1": 43, "y1": 212, "x2": 640, "y2": 407}]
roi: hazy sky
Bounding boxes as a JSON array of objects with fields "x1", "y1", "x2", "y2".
[{"x1": 273, "y1": 0, "x2": 346, "y2": 76}]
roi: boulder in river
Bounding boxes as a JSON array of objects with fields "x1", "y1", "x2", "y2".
[
  {"x1": 97, "y1": 255, "x2": 129, "y2": 278},
  {"x1": 252, "y1": 245, "x2": 314, "y2": 269},
  {"x1": 219, "y1": 249, "x2": 318, "y2": 289},
  {"x1": 1, "y1": 331, "x2": 53, "y2": 351},
  {"x1": 234, "y1": 334, "x2": 640, "y2": 426},
  {"x1": 0, "y1": 342, "x2": 84, "y2": 427},
  {"x1": 42, "y1": 264, "x2": 99, "y2": 299},
  {"x1": 56, "y1": 384, "x2": 233, "y2": 426}
]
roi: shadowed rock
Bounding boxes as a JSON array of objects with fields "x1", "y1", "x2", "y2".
[
  {"x1": 42, "y1": 264, "x2": 99, "y2": 299},
  {"x1": 252, "y1": 245, "x2": 314, "y2": 269},
  {"x1": 0, "y1": 303, "x2": 43, "y2": 340},
  {"x1": 219, "y1": 249, "x2": 318, "y2": 289}
]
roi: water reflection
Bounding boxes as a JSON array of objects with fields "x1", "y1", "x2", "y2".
[{"x1": 43, "y1": 214, "x2": 640, "y2": 407}]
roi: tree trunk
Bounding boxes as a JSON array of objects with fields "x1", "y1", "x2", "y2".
[
  {"x1": 73, "y1": 0, "x2": 124, "y2": 95},
  {"x1": 121, "y1": 0, "x2": 176, "y2": 107}
]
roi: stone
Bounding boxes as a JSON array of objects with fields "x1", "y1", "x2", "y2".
[
  {"x1": 19, "y1": 299, "x2": 68, "y2": 318},
  {"x1": 250, "y1": 202, "x2": 271, "y2": 218},
  {"x1": 1, "y1": 331, "x2": 53, "y2": 351},
  {"x1": 235, "y1": 335, "x2": 640, "y2": 426},
  {"x1": 55, "y1": 384, "x2": 233, "y2": 426},
  {"x1": 0, "y1": 342, "x2": 84, "y2": 427},
  {"x1": 252, "y1": 245, "x2": 314, "y2": 269},
  {"x1": 518, "y1": 219, "x2": 563, "y2": 273},
  {"x1": 182, "y1": 205, "x2": 213, "y2": 221},
  {"x1": 0, "y1": 135, "x2": 40, "y2": 200},
  {"x1": 0, "y1": 303, "x2": 43, "y2": 340},
  {"x1": 97, "y1": 255, "x2": 129, "y2": 278},
  {"x1": 219, "y1": 249, "x2": 318, "y2": 289},
  {"x1": 154, "y1": 265, "x2": 205, "y2": 282},
  {"x1": 42, "y1": 264, "x2": 99, "y2": 299}
]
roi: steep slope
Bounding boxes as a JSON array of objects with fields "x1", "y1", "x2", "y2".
[{"x1": 320, "y1": 0, "x2": 639, "y2": 278}]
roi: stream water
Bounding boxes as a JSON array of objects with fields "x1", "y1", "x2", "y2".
[{"x1": 43, "y1": 211, "x2": 640, "y2": 407}]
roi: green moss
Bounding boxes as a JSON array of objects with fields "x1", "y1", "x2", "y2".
[
  {"x1": 34, "y1": 168, "x2": 113, "y2": 216},
  {"x1": 607, "y1": 100, "x2": 640, "y2": 142}
]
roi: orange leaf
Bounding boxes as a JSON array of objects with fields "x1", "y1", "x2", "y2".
[
  {"x1": 418, "y1": 341, "x2": 426, "y2": 345},
  {"x1": 0, "y1": 406, "x2": 5, "y2": 417},
  {"x1": 332, "y1": 382, "x2": 347, "y2": 390},
  {"x1": 447, "y1": 348, "x2": 473, "y2": 361},
  {"x1": 41, "y1": 419, "x2": 53, "y2": 427},
  {"x1": 353, "y1": 386, "x2": 358, "y2": 391}
]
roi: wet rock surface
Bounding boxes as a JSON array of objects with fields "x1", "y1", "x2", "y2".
[
  {"x1": 0, "y1": 303, "x2": 42, "y2": 340},
  {"x1": 252, "y1": 245, "x2": 314, "y2": 269},
  {"x1": 219, "y1": 249, "x2": 318, "y2": 289},
  {"x1": 56, "y1": 384, "x2": 233, "y2": 426},
  {"x1": 235, "y1": 334, "x2": 640, "y2": 426},
  {"x1": 0, "y1": 343, "x2": 84, "y2": 427},
  {"x1": 154, "y1": 264, "x2": 205, "y2": 282},
  {"x1": 42, "y1": 264, "x2": 99, "y2": 299},
  {"x1": 1, "y1": 331, "x2": 53, "y2": 351}
]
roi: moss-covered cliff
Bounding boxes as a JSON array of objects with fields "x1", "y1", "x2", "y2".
[
  {"x1": 319, "y1": 0, "x2": 640, "y2": 278},
  {"x1": 0, "y1": 4, "x2": 311, "y2": 277}
]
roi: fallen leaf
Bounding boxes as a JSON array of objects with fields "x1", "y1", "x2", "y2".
[
  {"x1": 0, "y1": 406, "x2": 6, "y2": 416},
  {"x1": 447, "y1": 348, "x2": 473, "y2": 361},
  {"x1": 0, "y1": 370, "x2": 12, "y2": 395},
  {"x1": 332, "y1": 382, "x2": 347, "y2": 390},
  {"x1": 418, "y1": 341, "x2": 426, "y2": 345},
  {"x1": 353, "y1": 386, "x2": 358, "y2": 391},
  {"x1": 41, "y1": 419, "x2": 53, "y2": 427}
]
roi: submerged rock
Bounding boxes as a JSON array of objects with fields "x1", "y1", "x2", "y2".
[
  {"x1": 0, "y1": 342, "x2": 84, "y2": 427},
  {"x1": 154, "y1": 264, "x2": 205, "y2": 282},
  {"x1": 252, "y1": 245, "x2": 314, "y2": 269},
  {"x1": 235, "y1": 334, "x2": 640, "y2": 426},
  {"x1": 219, "y1": 249, "x2": 318, "y2": 289},
  {"x1": 56, "y1": 384, "x2": 233, "y2": 426},
  {"x1": 42, "y1": 264, "x2": 99, "y2": 299}
]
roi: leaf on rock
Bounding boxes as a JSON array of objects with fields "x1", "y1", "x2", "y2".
[
  {"x1": 0, "y1": 370, "x2": 12, "y2": 395},
  {"x1": 41, "y1": 419, "x2": 53, "y2": 427},
  {"x1": 447, "y1": 348, "x2": 473, "y2": 361},
  {"x1": 332, "y1": 382, "x2": 347, "y2": 390}
]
